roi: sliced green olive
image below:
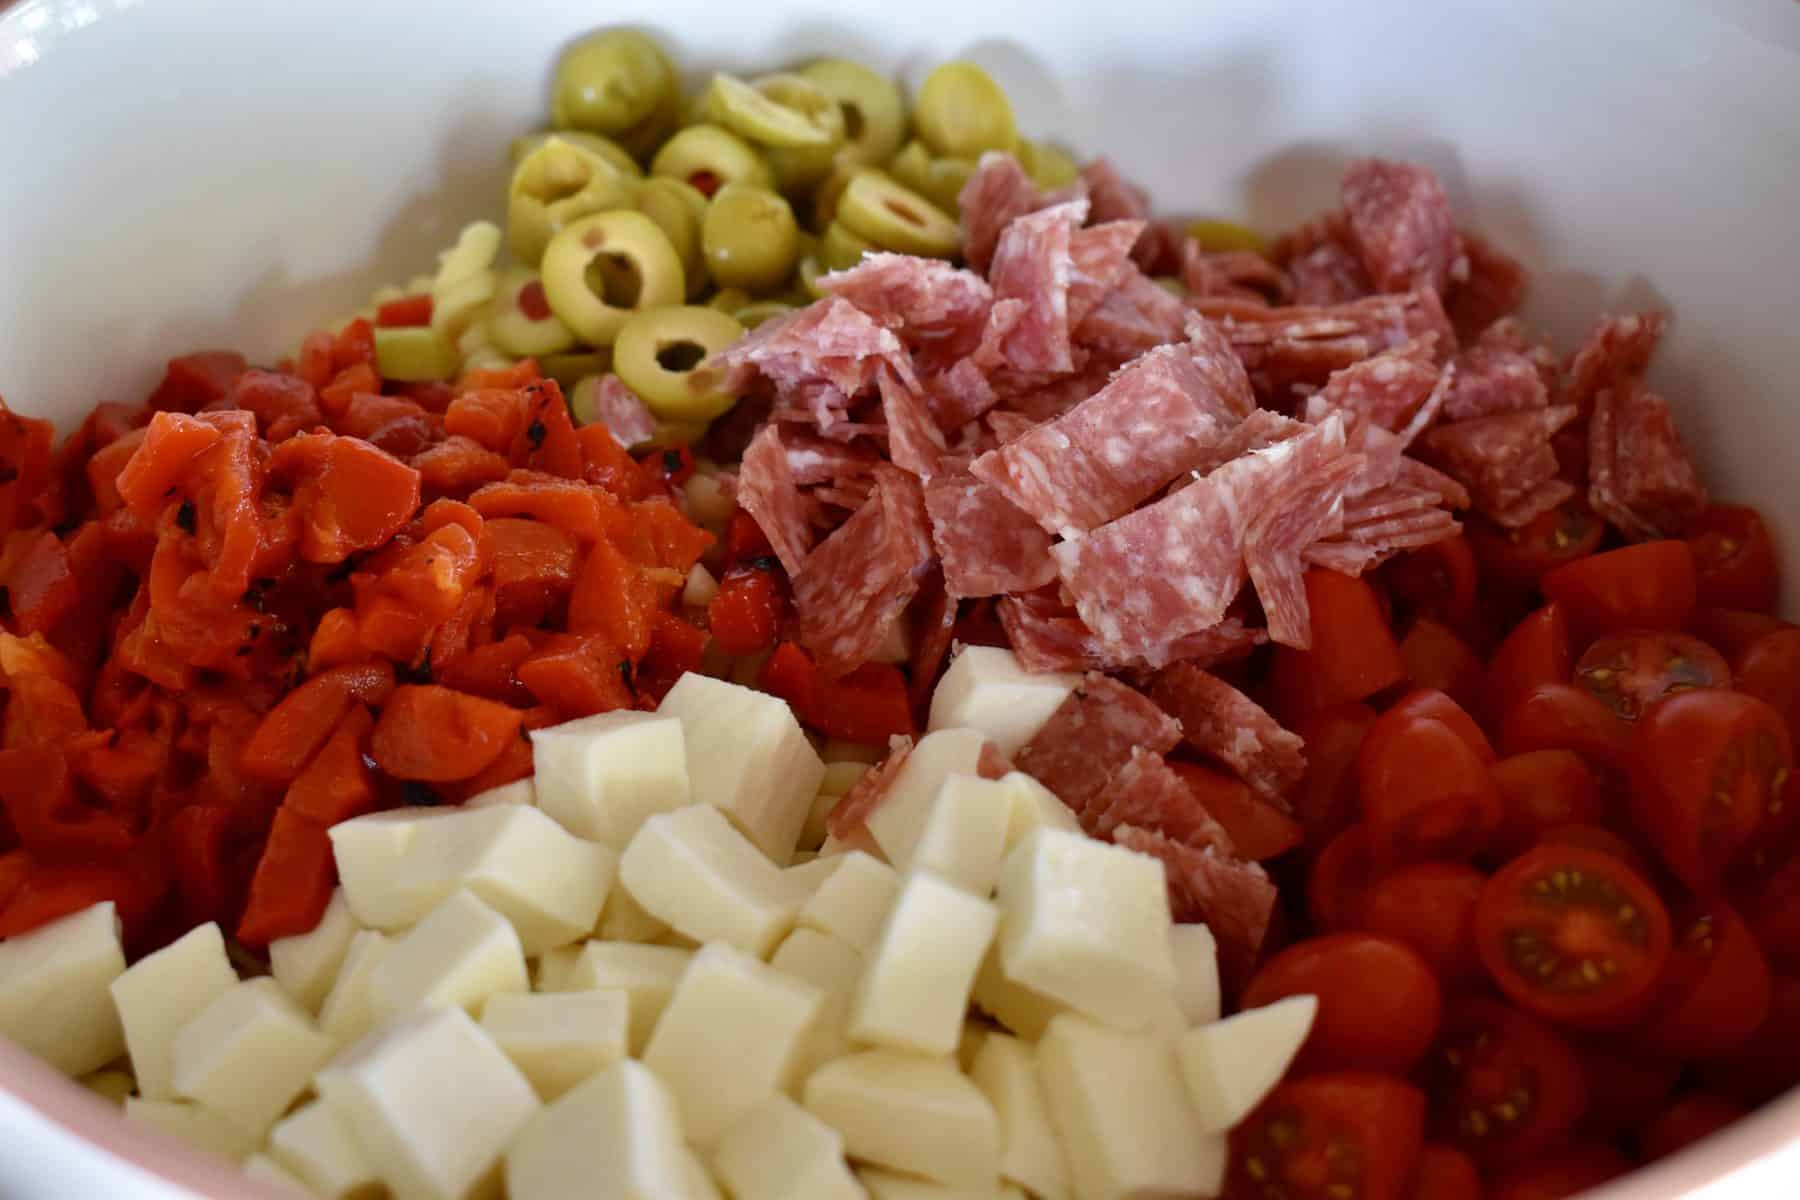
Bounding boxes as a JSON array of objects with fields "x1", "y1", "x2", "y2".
[
  {"x1": 797, "y1": 254, "x2": 828, "y2": 300},
  {"x1": 486, "y1": 268, "x2": 579, "y2": 358},
  {"x1": 650, "y1": 124, "x2": 775, "y2": 197},
  {"x1": 820, "y1": 219, "x2": 875, "y2": 272},
  {"x1": 509, "y1": 130, "x2": 644, "y2": 179},
  {"x1": 430, "y1": 269, "x2": 498, "y2": 342},
  {"x1": 702, "y1": 72, "x2": 836, "y2": 149},
  {"x1": 636, "y1": 176, "x2": 709, "y2": 298},
  {"x1": 735, "y1": 300, "x2": 795, "y2": 329},
  {"x1": 612, "y1": 305, "x2": 746, "y2": 422},
  {"x1": 550, "y1": 28, "x2": 676, "y2": 137},
  {"x1": 701, "y1": 182, "x2": 800, "y2": 293},
  {"x1": 754, "y1": 74, "x2": 850, "y2": 193},
  {"x1": 615, "y1": 80, "x2": 684, "y2": 163},
  {"x1": 374, "y1": 326, "x2": 460, "y2": 381},
  {"x1": 1186, "y1": 217, "x2": 1269, "y2": 256},
  {"x1": 538, "y1": 350, "x2": 612, "y2": 390},
  {"x1": 1018, "y1": 138, "x2": 1080, "y2": 190},
  {"x1": 836, "y1": 170, "x2": 960, "y2": 258},
  {"x1": 808, "y1": 161, "x2": 861, "y2": 234},
  {"x1": 433, "y1": 220, "x2": 504, "y2": 287},
  {"x1": 886, "y1": 140, "x2": 934, "y2": 196},
  {"x1": 885, "y1": 142, "x2": 975, "y2": 214},
  {"x1": 798, "y1": 58, "x2": 907, "y2": 166},
  {"x1": 914, "y1": 61, "x2": 1017, "y2": 159},
  {"x1": 707, "y1": 287, "x2": 753, "y2": 313},
  {"x1": 541, "y1": 210, "x2": 687, "y2": 347},
  {"x1": 508, "y1": 136, "x2": 639, "y2": 266}
]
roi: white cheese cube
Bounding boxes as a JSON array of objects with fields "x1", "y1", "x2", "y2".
[
  {"x1": 682, "y1": 563, "x2": 719, "y2": 609},
  {"x1": 771, "y1": 929, "x2": 864, "y2": 1083},
  {"x1": 170, "y1": 978, "x2": 334, "y2": 1138},
  {"x1": 642, "y1": 942, "x2": 823, "y2": 1146},
  {"x1": 1036, "y1": 1014, "x2": 1225, "y2": 1200},
  {"x1": 81, "y1": 1066, "x2": 135, "y2": 1105},
  {"x1": 864, "y1": 729, "x2": 988, "y2": 869},
  {"x1": 465, "y1": 778, "x2": 536, "y2": 808},
  {"x1": 560, "y1": 941, "x2": 693, "y2": 1054},
  {"x1": 658, "y1": 673, "x2": 826, "y2": 863},
  {"x1": 685, "y1": 1150, "x2": 726, "y2": 1200},
  {"x1": 506, "y1": 1060, "x2": 697, "y2": 1200},
  {"x1": 857, "y1": 1169, "x2": 999, "y2": 1198},
  {"x1": 797, "y1": 851, "x2": 899, "y2": 952},
  {"x1": 995, "y1": 830, "x2": 1177, "y2": 1032},
  {"x1": 958, "y1": 1021, "x2": 992, "y2": 1073},
  {"x1": 801, "y1": 791, "x2": 839, "y2": 855},
  {"x1": 904, "y1": 774, "x2": 1014, "y2": 896},
  {"x1": 970, "y1": 946, "x2": 1064, "y2": 1042},
  {"x1": 109, "y1": 922, "x2": 237, "y2": 1101},
  {"x1": 243, "y1": 1153, "x2": 309, "y2": 1194},
  {"x1": 368, "y1": 889, "x2": 528, "y2": 1021},
  {"x1": 620, "y1": 805, "x2": 803, "y2": 957},
  {"x1": 318, "y1": 929, "x2": 391, "y2": 1045},
  {"x1": 927, "y1": 647, "x2": 1079, "y2": 757},
  {"x1": 0, "y1": 901, "x2": 125, "y2": 1076},
  {"x1": 804, "y1": 1051, "x2": 999, "y2": 1188},
  {"x1": 530, "y1": 710, "x2": 690, "y2": 847},
  {"x1": 316, "y1": 1007, "x2": 538, "y2": 1200},
  {"x1": 822, "y1": 761, "x2": 871, "y2": 796},
  {"x1": 123, "y1": 1098, "x2": 258, "y2": 1163},
  {"x1": 850, "y1": 872, "x2": 997, "y2": 1056},
  {"x1": 713, "y1": 1093, "x2": 864, "y2": 1200},
  {"x1": 481, "y1": 989, "x2": 629, "y2": 1101},
  {"x1": 969, "y1": 1034, "x2": 1070, "y2": 1200},
  {"x1": 328, "y1": 810, "x2": 434, "y2": 929},
  {"x1": 269, "y1": 1099, "x2": 381, "y2": 1199},
  {"x1": 997, "y1": 772, "x2": 1081, "y2": 852},
  {"x1": 784, "y1": 854, "x2": 847, "y2": 904},
  {"x1": 269, "y1": 890, "x2": 358, "y2": 1015},
  {"x1": 533, "y1": 944, "x2": 581, "y2": 992},
  {"x1": 1177, "y1": 995, "x2": 1317, "y2": 1134},
  {"x1": 1171, "y1": 924, "x2": 1222, "y2": 1028},
  {"x1": 598, "y1": 887, "x2": 671, "y2": 943}
]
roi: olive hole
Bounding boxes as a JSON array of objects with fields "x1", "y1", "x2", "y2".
[
  {"x1": 585, "y1": 253, "x2": 643, "y2": 308},
  {"x1": 840, "y1": 102, "x2": 865, "y2": 141},
  {"x1": 655, "y1": 340, "x2": 707, "y2": 373},
  {"x1": 884, "y1": 198, "x2": 922, "y2": 226}
]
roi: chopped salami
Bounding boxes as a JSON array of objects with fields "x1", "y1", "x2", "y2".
[
  {"x1": 970, "y1": 341, "x2": 1247, "y2": 537},
  {"x1": 1068, "y1": 220, "x2": 1148, "y2": 327},
  {"x1": 1073, "y1": 270, "x2": 1191, "y2": 361},
  {"x1": 1180, "y1": 239, "x2": 1292, "y2": 305},
  {"x1": 906, "y1": 570, "x2": 958, "y2": 712},
  {"x1": 782, "y1": 428, "x2": 882, "y2": 485},
  {"x1": 922, "y1": 359, "x2": 999, "y2": 431},
  {"x1": 877, "y1": 367, "x2": 946, "y2": 479},
  {"x1": 590, "y1": 374, "x2": 657, "y2": 449},
  {"x1": 1081, "y1": 157, "x2": 1151, "y2": 225},
  {"x1": 1015, "y1": 673, "x2": 1181, "y2": 816},
  {"x1": 1246, "y1": 428, "x2": 1367, "y2": 648},
  {"x1": 987, "y1": 200, "x2": 1087, "y2": 375},
  {"x1": 922, "y1": 471, "x2": 1057, "y2": 598},
  {"x1": 959, "y1": 152, "x2": 1045, "y2": 275},
  {"x1": 1110, "y1": 825, "x2": 1276, "y2": 992},
  {"x1": 1149, "y1": 663, "x2": 1306, "y2": 809},
  {"x1": 709, "y1": 297, "x2": 911, "y2": 421},
  {"x1": 984, "y1": 409, "x2": 1039, "y2": 446},
  {"x1": 819, "y1": 254, "x2": 994, "y2": 338},
  {"x1": 736, "y1": 424, "x2": 814, "y2": 574},
  {"x1": 1561, "y1": 312, "x2": 1667, "y2": 416},
  {"x1": 825, "y1": 736, "x2": 914, "y2": 841},
  {"x1": 812, "y1": 479, "x2": 874, "y2": 514},
  {"x1": 1446, "y1": 231, "x2": 1528, "y2": 341},
  {"x1": 1185, "y1": 408, "x2": 1307, "y2": 476},
  {"x1": 1489, "y1": 477, "x2": 1575, "y2": 530},
  {"x1": 1395, "y1": 456, "x2": 1472, "y2": 509},
  {"x1": 793, "y1": 465, "x2": 934, "y2": 676},
  {"x1": 1417, "y1": 405, "x2": 1577, "y2": 525},
  {"x1": 998, "y1": 588, "x2": 1266, "y2": 674},
  {"x1": 1341, "y1": 158, "x2": 1461, "y2": 294},
  {"x1": 1087, "y1": 746, "x2": 1236, "y2": 851},
  {"x1": 1588, "y1": 381, "x2": 1708, "y2": 539},
  {"x1": 1305, "y1": 340, "x2": 1443, "y2": 433},
  {"x1": 1443, "y1": 342, "x2": 1549, "y2": 420}
]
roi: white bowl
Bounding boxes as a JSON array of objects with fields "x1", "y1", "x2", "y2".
[{"x1": 2, "y1": 0, "x2": 1798, "y2": 1195}]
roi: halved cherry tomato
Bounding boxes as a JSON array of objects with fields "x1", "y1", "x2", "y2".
[
  {"x1": 1267, "y1": 568, "x2": 1406, "y2": 720},
  {"x1": 1474, "y1": 844, "x2": 1672, "y2": 1027},
  {"x1": 1641, "y1": 1093, "x2": 1749, "y2": 1162},
  {"x1": 1499, "y1": 683, "x2": 1633, "y2": 776},
  {"x1": 1227, "y1": 1072, "x2": 1426, "y2": 1200},
  {"x1": 1467, "y1": 497, "x2": 1605, "y2": 589},
  {"x1": 1541, "y1": 539, "x2": 1697, "y2": 642},
  {"x1": 1403, "y1": 1145, "x2": 1482, "y2": 1200},
  {"x1": 1636, "y1": 898, "x2": 1770, "y2": 1059},
  {"x1": 1687, "y1": 503, "x2": 1779, "y2": 614},
  {"x1": 1358, "y1": 714, "x2": 1501, "y2": 865},
  {"x1": 1575, "y1": 1038, "x2": 1681, "y2": 1140},
  {"x1": 1573, "y1": 629, "x2": 1729, "y2": 721},
  {"x1": 1629, "y1": 689, "x2": 1792, "y2": 892},
  {"x1": 1732, "y1": 627, "x2": 1800, "y2": 740},
  {"x1": 1241, "y1": 933, "x2": 1442, "y2": 1074},
  {"x1": 1385, "y1": 534, "x2": 1478, "y2": 627},
  {"x1": 1307, "y1": 824, "x2": 1378, "y2": 931},
  {"x1": 1168, "y1": 761, "x2": 1302, "y2": 861},
  {"x1": 1484, "y1": 602, "x2": 1572, "y2": 727},
  {"x1": 1740, "y1": 851, "x2": 1800, "y2": 969},
  {"x1": 1699, "y1": 973, "x2": 1800, "y2": 1106},
  {"x1": 1355, "y1": 862, "x2": 1486, "y2": 983},
  {"x1": 1397, "y1": 619, "x2": 1483, "y2": 714},
  {"x1": 1486, "y1": 1142, "x2": 1630, "y2": 1200},
  {"x1": 1291, "y1": 703, "x2": 1377, "y2": 850},
  {"x1": 1689, "y1": 607, "x2": 1789, "y2": 662},
  {"x1": 1423, "y1": 997, "x2": 1588, "y2": 1165},
  {"x1": 1381, "y1": 687, "x2": 1495, "y2": 763},
  {"x1": 1532, "y1": 824, "x2": 1659, "y2": 884},
  {"x1": 1489, "y1": 750, "x2": 1606, "y2": 860}
]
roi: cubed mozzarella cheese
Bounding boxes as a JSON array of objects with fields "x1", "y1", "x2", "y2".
[
  {"x1": 712, "y1": 1093, "x2": 863, "y2": 1200},
  {"x1": 927, "y1": 647, "x2": 1079, "y2": 757},
  {"x1": 598, "y1": 887, "x2": 671, "y2": 944},
  {"x1": 970, "y1": 948, "x2": 1064, "y2": 1042},
  {"x1": 1170, "y1": 924, "x2": 1222, "y2": 1027},
  {"x1": 268, "y1": 889, "x2": 359, "y2": 1015},
  {"x1": 109, "y1": 922, "x2": 237, "y2": 1101},
  {"x1": 994, "y1": 830, "x2": 1177, "y2": 1032},
  {"x1": 770, "y1": 928, "x2": 863, "y2": 1084},
  {"x1": 316, "y1": 1007, "x2": 539, "y2": 1200},
  {"x1": 268, "y1": 1099, "x2": 381, "y2": 1199},
  {"x1": 996, "y1": 772, "x2": 1081, "y2": 852},
  {"x1": 481, "y1": 989, "x2": 629, "y2": 1101},
  {"x1": 863, "y1": 730, "x2": 988, "y2": 869},
  {"x1": 530, "y1": 710, "x2": 690, "y2": 847},
  {"x1": 685, "y1": 1149, "x2": 726, "y2": 1200},
  {"x1": 857, "y1": 1168, "x2": 1002, "y2": 1198},
  {"x1": 318, "y1": 929, "x2": 391, "y2": 1045},
  {"x1": 123, "y1": 1098, "x2": 258, "y2": 1163},
  {"x1": 619, "y1": 805, "x2": 803, "y2": 957},
  {"x1": 968, "y1": 1033, "x2": 1070, "y2": 1200},
  {"x1": 796, "y1": 850, "x2": 899, "y2": 952},
  {"x1": 506, "y1": 1060, "x2": 698, "y2": 1200},
  {"x1": 850, "y1": 872, "x2": 997, "y2": 1056},
  {"x1": 642, "y1": 942, "x2": 823, "y2": 1146},
  {"x1": 803, "y1": 1051, "x2": 999, "y2": 1189},
  {"x1": 464, "y1": 778, "x2": 536, "y2": 808},
  {"x1": 368, "y1": 889, "x2": 529, "y2": 1021},
  {"x1": 658, "y1": 673, "x2": 825, "y2": 863},
  {"x1": 1036, "y1": 1013, "x2": 1225, "y2": 1200},
  {"x1": 899, "y1": 774, "x2": 1014, "y2": 896},
  {"x1": 957, "y1": 1021, "x2": 991, "y2": 1073},
  {"x1": 1177, "y1": 995, "x2": 1318, "y2": 1133},
  {"x1": 558, "y1": 941, "x2": 693, "y2": 1054},
  {"x1": 170, "y1": 978, "x2": 334, "y2": 1138},
  {"x1": 533, "y1": 944, "x2": 581, "y2": 992},
  {"x1": 783, "y1": 854, "x2": 847, "y2": 905},
  {"x1": 0, "y1": 902, "x2": 125, "y2": 1076},
  {"x1": 682, "y1": 563, "x2": 719, "y2": 609}
]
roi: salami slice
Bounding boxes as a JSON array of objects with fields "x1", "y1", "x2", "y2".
[
  {"x1": 736, "y1": 424, "x2": 814, "y2": 574},
  {"x1": 922, "y1": 471, "x2": 1057, "y2": 598},
  {"x1": 1489, "y1": 477, "x2": 1575, "y2": 530},
  {"x1": 1088, "y1": 746, "x2": 1236, "y2": 851},
  {"x1": 1068, "y1": 220, "x2": 1148, "y2": 327},
  {"x1": 1341, "y1": 158, "x2": 1461, "y2": 294},
  {"x1": 1443, "y1": 343, "x2": 1549, "y2": 420},
  {"x1": 1073, "y1": 270, "x2": 1191, "y2": 361},
  {"x1": 781, "y1": 428, "x2": 882, "y2": 486},
  {"x1": 1246, "y1": 428, "x2": 1367, "y2": 648},
  {"x1": 1110, "y1": 825, "x2": 1276, "y2": 993},
  {"x1": 1180, "y1": 240, "x2": 1292, "y2": 306},
  {"x1": 998, "y1": 588, "x2": 1266, "y2": 675},
  {"x1": 1417, "y1": 405, "x2": 1578, "y2": 524},
  {"x1": 1561, "y1": 312, "x2": 1667, "y2": 416},
  {"x1": 589, "y1": 374, "x2": 658, "y2": 449},
  {"x1": 984, "y1": 409, "x2": 1039, "y2": 446},
  {"x1": 1588, "y1": 381, "x2": 1708, "y2": 539},
  {"x1": 1306, "y1": 340, "x2": 1444, "y2": 434},
  {"x1": 1184, "y1": 409, "x2": 1307, "y2": 476},
  {"x1": 709, "y1": 297, "x2": 912, "y2": 419},
  {"x1": 1015, "y1": 673, "x2": 1181, "y2": 817},
  {"x1": 819, "y1": 253, "x2": 994, "y2": 338},
  {"x1": 1149, "y1": 663, "x2": 1306, "y2": 809},
  {"x1": 987, "y1": 200, "x2": 1087, "y2": 375},
  {"x1": 906, "y1": 570, "x2": 958, "y2": 712},
  {"x1": 959, "y1": 152, "x2": 1045, "y2": 275},
  {"x1": 1081, "y1": 157, "x2": 1152, "y2": 225},
  {"x1": 878, "y1": 366, "x2": 947, "y2": 479},
  {"x1": 825, "y1": 736, "x2": 914, "y2": 841},
  {"x1": 1301, "y1": 539, "x2": 1380, "y2": 576},
  {"x1": 1446, "y1": 231, "x2": 1528, "y2": 342},
  {"x1": 922, "y1": 358, "x2": 999, "y2": 432}
]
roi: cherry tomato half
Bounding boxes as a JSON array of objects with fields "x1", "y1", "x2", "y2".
[
  {"x1": 1741, "y1": 852, "x2": 1800, "y2": 970},
  {"x1": 1541, "y1": 539, "x2": 1697, "y2": 642},
  {"x1": 1629, "y1": 688, "x2": 1792, "y2": 892},
  {"x1": 1423, "y1": 997, "x2": 1589, "y2": 1165},
  {"x1": 1488, "y1": 750, "x2": 1606, "y2": 860},
  {"x1": 1241, "y1": 933, "x2": 1442, "y2": 1074},
  {"x1": 1533, "y1": 823, "x2": 1659, "y2": 884},
  {"x1": 1689, "y1": 606, "x2": 1790, "y2": 662},
  {"x1": 1267, "y1": 568, "x2": 1406, "y2": 720},
  {"x1": 1687, "y1": 502, "x2": 1779, "y2": 614},
  {"x1": 1291, "y1": 703, "x2": 1377, "y2": 849},
  {"x1": 1641, "y1": 1093, "x2": 1749, "y2": 1162},
  {"x1": 1385, "y1": 534, "x2": 1478, "y2": 627},
  {"x1": 1355, "y1": 862, "x2": 1486, "y2": 983},
  {"x1": 1474, "y1": 844, "x2": 1672, "y2": 1027},
  {"x1": 1468, "y1": 497, "x2": 1605, "y2": 589},
  {"x1": 1403, "y1": 1145, "x2": 1482, "y2": 1200},
  {"x1": 1382, "y1": 687, "x2": 1495, "y2": 764},
  {"x1": 1359, "y1": 714, "x2": 1501, "y2": 865},
  {"x1": 1484, "y1": 602, "x2": 1572, "y2": 726},
  {"x1": 1227, "y1": 1072, "x2": 1426, "y2": 1200},
  {"x1": 1636, "y1": 898, "x2": 1771, "y2": 1059},
  {"x1": 1307, "y1": 824, "x2": 1377, "y2": 931},
  {"x1": 1169, "y1": 761, "x2": 1302, "y2": 861},
  {"x1": 1487, "y1": 1142, "x2": 1630, "y2": 1200},
  {"x1": 1573, "y1": 629, "x2": 1729, "y2": 720},
  {"x1": 1499, "y1": 683, "x2": 1632, "y2": 777},
  {"x1": 1698, "y1": 973, "x2": 1800, "y2": 1107},
  {"x1": 1575, "y1": 1038, "x2": 1681, "y2": 1140},
  {"x1": 1397, "y1": 619, "x2": 1483, "y2": 714},
  {"x1": 1733, "y1": 627, "x2": 1800, "y2": 741}
]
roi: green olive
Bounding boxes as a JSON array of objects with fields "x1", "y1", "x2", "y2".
[
  {"x1": 808, "y1": 161, "x2": 860, "y2": 234},
  {"x1": 735, "y1": 300, "x2": 795, "y2": 329},
  {"x1": 754, "y1": 74, "x2": 849, "y2": 194},
  {"x1": 645, "y1": 418, "x2": 712, "y2": 448},
  {"x1": 612, "y1": 305, "x2": 746, "y2": 422},
  {"x1": 615, "y1": 80, "x2": 684, "y2": 163},
  {"x1": 1186, "y1": 217, "x2": 1269, "y2": 256},
  {"x1": 820, "y1": 220, "x2": 875, "y2": 272},
  {"x1": 914, "y1": 61, "x2": 1017, "y2": 159},
  {"x1": 374, "y1": 327, "x2": 460, "y2": 381},
  {"x1": 650, "y1": 124, "x2": 775, "y2": 196},
  {"x1": 797, "y1": 254, "x2": 828, "y2": 300},
  {"x1": 1017, "y1": 138, "x2": 1080, "y2": 190},
  {"x1": 701, "y1": 183, "x2": 800, "y2": 293},
  {"x1": 509, "y1": 130, "x2": 643, "y2": 180},
  {"x1": 836, "y1": 170, "x2": 960, "y2": 258},
  {"x1": 798, "y1": 58, "x2": 907, "y2": 166},
  {"x1": 635, "y1": 177, "x2": 709, "y2": 298},
  {"x1": 507, "y1": 136, "x2": 639, "y2": 266},
  {"x1": 486, "y1": 268, "x2": 579, "y2": 358},
  {"x1": 550, "y1": 29, "x2": 676, "y2": 137},
  {"x1": 887, "y1": 140, "x2": 933, "y2": 196},
  {"x1": 706, "y1": 287, "x2": 752, "y2": 313},
  {"x1": 886, "y1": 142, "x2": 975, "y2": 213},
  {"x1": 702, "y1": 72, "x2": 836, "y2": 150},
  {"x1": 538, "y1": 349, "x2": 612, "y2": 389},
  {"x1": 540, "y1": 210, "x2": 687, "y2": 347}
]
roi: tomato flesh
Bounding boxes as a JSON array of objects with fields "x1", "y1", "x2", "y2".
[
  {"x1": 1642, "y1": 1093, "x2": 1748, "y2": 1162},
  {"x1": 1359, "y1": 713, "x2": 1501, "y2": 864},
  {"x1": 1687, "y1": 502, "x2": 1779, "y2": 613},
  {"x1": 1467, "y1": 497, "x2": 1604, "y2": 588},
  {"x1": 1242, "y1": 933, "x2": 1443, "y2": 1074},
  {"x1": 1573, "y1": 629, "x2": 1729, "y2": 720},
  {"x1": 1228, "y1": 1072, "x2": 1425, "y2": 1200},
  {"x1": 1541, "y1": 539, "x2": 1698, "y2": 641},
  {"x1": 1488, "y1": 750, "x2": 1606, "y2": 860},
  {"x1": 1637, "y1": 898, "x2": 1772, "y2": 1059},
  {"x1": 1487, "y1": 1142, "x2": 1630, "y2": 1200},
  {"x1": 1354, "y1": 861, "x2": 1486, "y2": 983},
  {"x1": 1423, "y1": 998, "x2": 1588, "y2": 1165}
]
